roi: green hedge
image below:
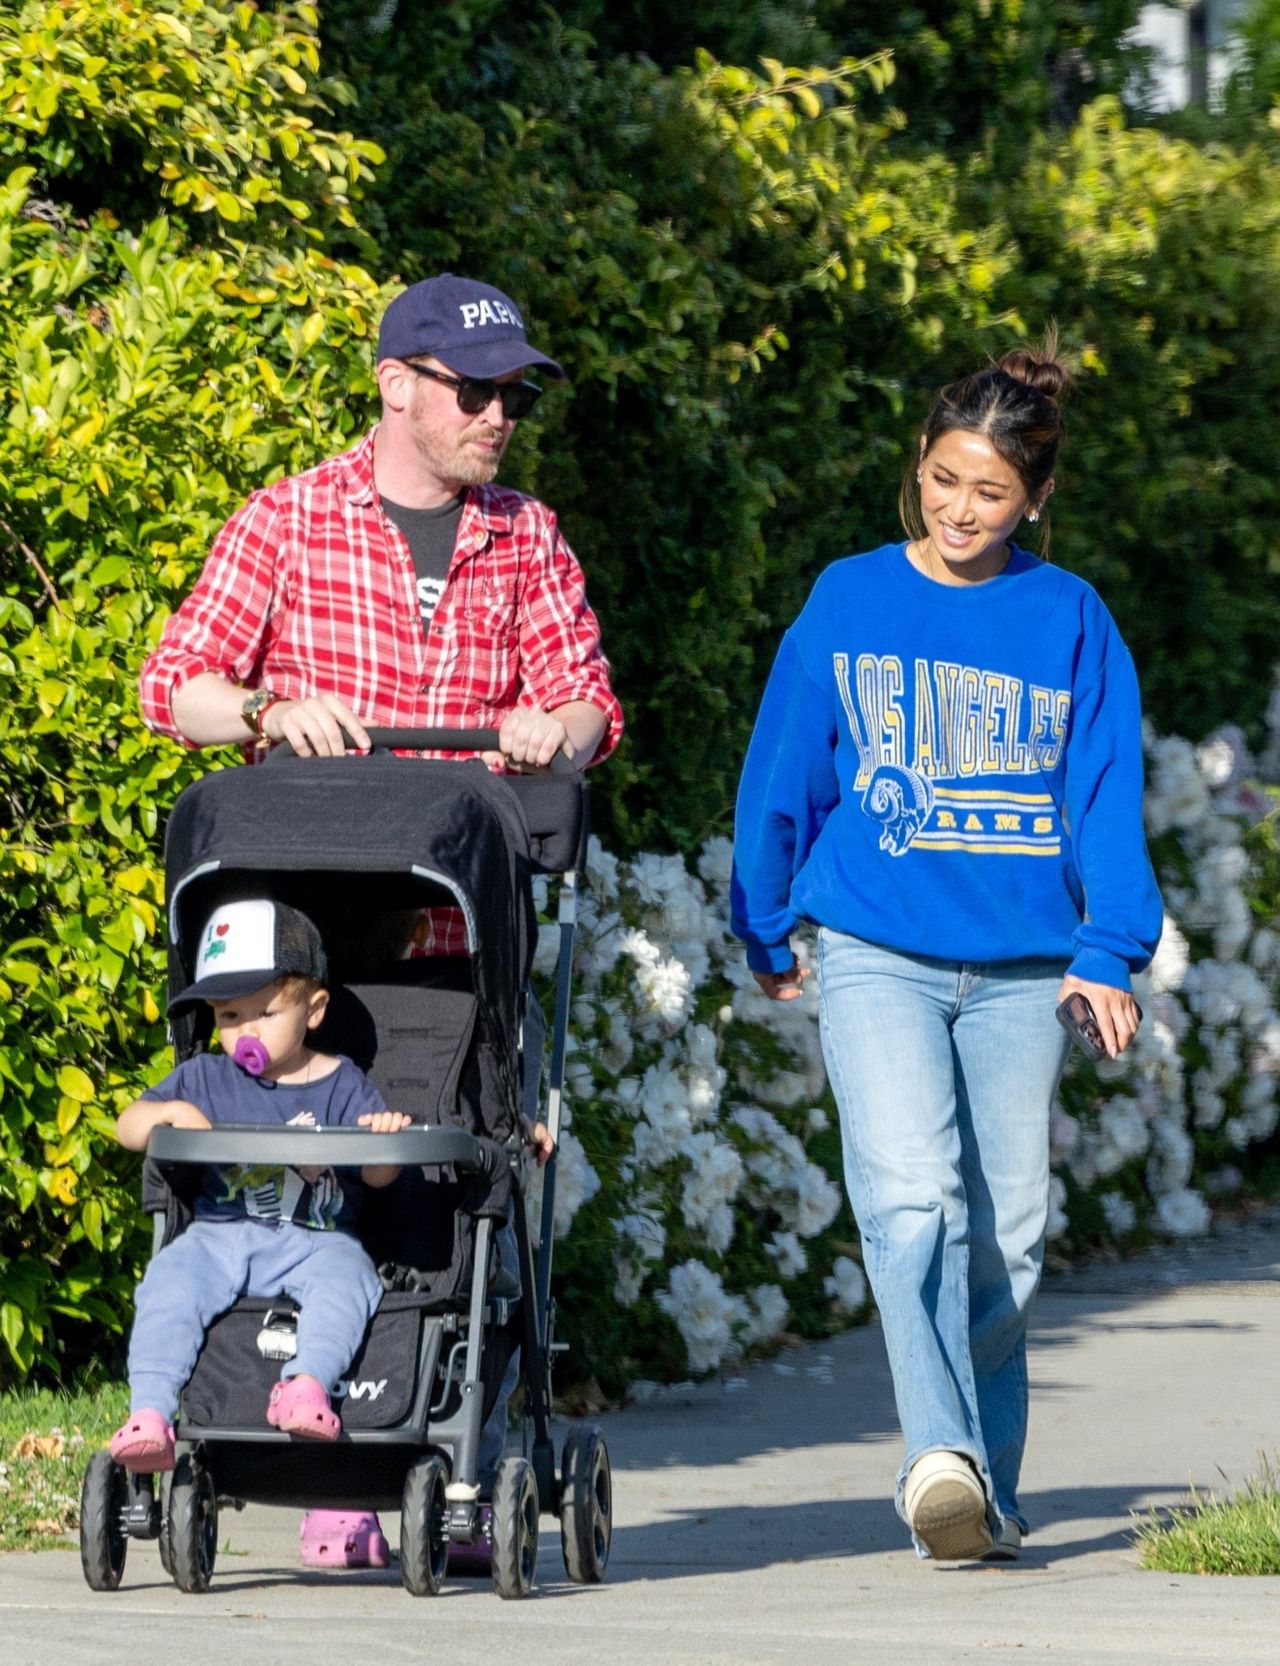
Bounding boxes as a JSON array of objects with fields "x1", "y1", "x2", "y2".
[{"x1": 0, "y1": 0, "x2": 387, "y2": 1381}]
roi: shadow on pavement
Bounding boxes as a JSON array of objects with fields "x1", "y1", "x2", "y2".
[{"x1": 597, "y1": 1481, "x2": 1168, "y2": 1582}]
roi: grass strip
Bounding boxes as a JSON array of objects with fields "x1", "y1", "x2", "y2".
[
  {"x1": 1135, "y1": 1455, "x2": 1280, "y2": 1575},
  {"x1": 0, "y1": 1383, "x2": 129, "y2": 1551}
]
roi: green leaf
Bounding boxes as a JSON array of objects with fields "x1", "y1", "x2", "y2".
[
  {"x1": 33, "y1": 80, "x2": 59, "y2": 121},
  {"x1": 0, "y1": 1302, "x2": 26, "y2": 1358},
  {"x1": 90, "y1": 555, "x2": 130, "y2": 586},
  {"x1": 56, "y1": 1065, "x2": 95, "y2": 1103},
  {"x1": 81, "y1": 1199, "x2": 104, "y2": 1250}
]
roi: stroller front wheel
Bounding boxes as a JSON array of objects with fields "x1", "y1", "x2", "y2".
[
  {"x1": 490, "y1": 1456, "x2": 539, "y2": 1600},
  {"x1": 79, "y1": 1452, "x2": 129, "y2": 1591},
  {"x1": 167, "y1": 1450, "x2": 218, "y2": 1593},
  {"x1": 399, "y1": 1452, "x2": 450, "y2": 1596}
]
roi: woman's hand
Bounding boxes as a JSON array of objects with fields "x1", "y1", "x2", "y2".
[
  {"x1": 751, "y1": 959, "x2": 810, "y2": 1002},
  {"x1": 1056, "y1": 974, "x2": 1141, "y2": 1058}
]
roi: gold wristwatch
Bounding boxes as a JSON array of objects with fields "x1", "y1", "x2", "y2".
[{"x1": 240, "y1": 687, "x2": 283, "y2": 742}]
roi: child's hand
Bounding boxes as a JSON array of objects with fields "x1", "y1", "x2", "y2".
[
  {"x1": 163, "y1": 1101, "x2": 213, "y2": 1131},
  {"x1": 357, "y1": 1110, "x2": 415, "y2": 1134},
  {"x1": 358, "y1": 1110, "x2": 413, "y2": 1189},
  {"x1": 528, "y1": 1121, "x2": 555, "y2": 1167},
  {"x1": 116, "y1": 1096, "x2": 210, "y2": 1152}
]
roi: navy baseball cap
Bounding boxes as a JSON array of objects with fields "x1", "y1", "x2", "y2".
[
  {"x1": 169, "y1": 900, "x2": 328, "y2": 1015},
  {"x1": 377, "y1": 273, "x2": 564, "y2": 380}
]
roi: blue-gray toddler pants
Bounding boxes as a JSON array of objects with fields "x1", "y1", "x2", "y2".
[{"x1": 127, "y1": 1217, "x2": 383, "y2": 1421}]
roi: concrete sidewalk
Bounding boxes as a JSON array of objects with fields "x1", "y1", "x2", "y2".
[{"x1": 4, "y1": 1214, "x2": 1280, "y2": 1664}]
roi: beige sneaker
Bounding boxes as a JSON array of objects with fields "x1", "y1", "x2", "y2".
[
  {"x1": 903, "y1": 1451, "x2": 993, "y2": 1561},
  {"x1": 983, "y1": 1519, "x2": 1023, "y2": 1562}
]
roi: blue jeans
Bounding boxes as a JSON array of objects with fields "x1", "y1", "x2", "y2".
[{"x1": 816, "y1": 927, "x2": 1069, "y2": 1537}]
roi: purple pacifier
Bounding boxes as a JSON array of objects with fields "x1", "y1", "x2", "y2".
[{"x1": 233, "y1": 1036, "x2": 270, "y2": 1077}]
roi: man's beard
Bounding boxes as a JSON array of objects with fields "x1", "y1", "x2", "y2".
[
  {"x1": 411, "y1": 397, "x2": 506, "y2": 487},
  {"x1": 444, "y1": 436, "x2": 505, "y2": 485}
]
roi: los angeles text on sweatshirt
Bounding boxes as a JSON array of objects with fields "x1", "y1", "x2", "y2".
[{"x1": 730, "y1": 542, "x2": 1163, "y2": 990}]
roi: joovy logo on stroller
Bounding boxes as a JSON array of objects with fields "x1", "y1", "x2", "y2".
[{"x1": 335, "y1": 1378, "x2": 389, "y2": 1403}]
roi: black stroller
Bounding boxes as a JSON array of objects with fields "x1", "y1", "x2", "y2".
[{"x1": 79, "y1": 731, "x2": 612, "y2": 1599}]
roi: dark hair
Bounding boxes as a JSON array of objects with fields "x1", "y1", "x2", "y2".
[{"x1": 900, "y1": 331, "x2": 1071, "y2": 550}]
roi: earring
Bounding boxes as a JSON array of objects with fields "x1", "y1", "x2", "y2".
[
  {"x1": 1027, "y1": 507, "x2": 1040, "y2": 523},
  {"x1": 915, "y1": 470, "x2": 923, "y2": 485}
]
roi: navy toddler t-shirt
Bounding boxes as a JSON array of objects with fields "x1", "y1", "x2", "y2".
[{"x1": 141, "y1": 1051, "x2": 386, "y2": 1233}]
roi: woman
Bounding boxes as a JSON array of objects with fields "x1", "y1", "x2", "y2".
[{"x1": 730, "y1": 339, "x2": 1161, "y2": 1562}]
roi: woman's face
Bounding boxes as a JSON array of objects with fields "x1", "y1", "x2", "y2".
[{"x1": 916, "y1": 428, "x2": 1045, "y2": 583}]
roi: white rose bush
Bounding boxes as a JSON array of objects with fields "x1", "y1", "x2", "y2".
[
  {"x1": 536, "y1": 837, "x2": 856, "y2": 1395},
  {"x1": 543, "y1": 692, "x2": 1280, "y2": 1394}
]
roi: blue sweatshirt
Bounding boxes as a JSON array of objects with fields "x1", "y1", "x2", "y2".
[{"x1": 731, "y1": 542, "x2": 1162, "y2": 990}]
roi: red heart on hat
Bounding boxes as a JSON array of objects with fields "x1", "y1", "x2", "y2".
[{"x1": 216, "y1": 924, "x2": 229, "y2": 936}]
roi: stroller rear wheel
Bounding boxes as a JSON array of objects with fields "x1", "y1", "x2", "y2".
[
  {"x1": 399, "y1": 1453, "x2": 450, "y2": 1596},
  {"x1": 168, "y1": 1450, "x2": 218, "y2": 1593},
  {"x1": 79, "y1": 1452, "x2": 129, "y2": 1591},
  {"x1": 559, "y1": 1424, "x2": 611, "y2": 1584},
  {"x1": 490, "y1": 1456, "x2": 539, "y2": 1600}
]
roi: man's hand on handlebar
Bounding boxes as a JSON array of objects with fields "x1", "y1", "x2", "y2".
[
  {"x1": 261, "y1": 694, "x2": 371, "y2": 757},
  {"x1": 482, "y1": 708, "x2": 573, "y2": 773}
]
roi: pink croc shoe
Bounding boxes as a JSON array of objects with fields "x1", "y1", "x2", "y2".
[
  {"x1": 266, "y1": 1374, "x2": 341, "y2": 1441},
  {"x1": 299, "y1": 1510, "x2": 391, "y2": 1569},
  {"x1": 109, "y1": 1409, "x2": 176, "y2": 1474}
]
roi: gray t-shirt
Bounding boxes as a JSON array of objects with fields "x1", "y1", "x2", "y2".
[{"x1": 381, "y1": 492, "x2": 464, "y2": 636}]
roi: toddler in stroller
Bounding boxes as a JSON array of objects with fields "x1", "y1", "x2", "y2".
[
  {"x1": 109, "y1": 899, "x2": 413, "y2": 1474},
  {"x1": 81, "y1": 731, "x2": 613, "y2": 1600}
]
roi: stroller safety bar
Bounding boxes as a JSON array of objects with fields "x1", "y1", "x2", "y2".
[
  {"x1": 148, "y1": 1124, "x2": 499, "y2": 1175},
  {"x1": 267, "y1": 726, "x2": 577, "y2": 776}
]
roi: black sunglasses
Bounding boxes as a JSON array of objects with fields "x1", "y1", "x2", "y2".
[{"x1": 399, "y1": 360, "x2": 543, "y2": 420}]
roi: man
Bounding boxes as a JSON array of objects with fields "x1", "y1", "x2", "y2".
[
  {"x1": 139, "y1": 272, "x2": 622, "y2": 1564},
  {"x1": 140, "y1": 269, "x2": 620, "y2": 771}
]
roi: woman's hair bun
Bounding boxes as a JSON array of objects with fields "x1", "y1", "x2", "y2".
[{"x1": 997, "y1": 337, "x2": 1071, "y2": 405}]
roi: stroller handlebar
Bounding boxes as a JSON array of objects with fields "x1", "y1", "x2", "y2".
[
  {"x1": 147, "y1": 1123, "x2": 498, "y2": 1173},
  {"x1": 267, "y1": 726, "x2": 577, "y2": 776}
]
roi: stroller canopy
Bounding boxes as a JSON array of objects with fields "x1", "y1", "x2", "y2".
[{"x1": 162, "y1": 756, "x2": 582, "y2": 1118}]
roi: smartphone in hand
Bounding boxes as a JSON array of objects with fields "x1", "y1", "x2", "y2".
[{"x1": 1055, "y1": 991, "x2": 1142, "y2": 1061}]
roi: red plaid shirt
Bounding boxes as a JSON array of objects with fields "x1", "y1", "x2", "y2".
[{"x1": 140, "y1": 428, "x2": 622, "y2": 954}]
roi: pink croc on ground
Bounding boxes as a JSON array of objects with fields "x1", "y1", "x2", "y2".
[
  {"x1": 299, "y1": 1510, "x2": 392, "y2": 1569},
  {"x1": 109, "y1": 1408, "x2": 176, "y2": 1474},
  {"x1": 266, "y1": 1374, "x2": 342, "y2": 1441}
]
